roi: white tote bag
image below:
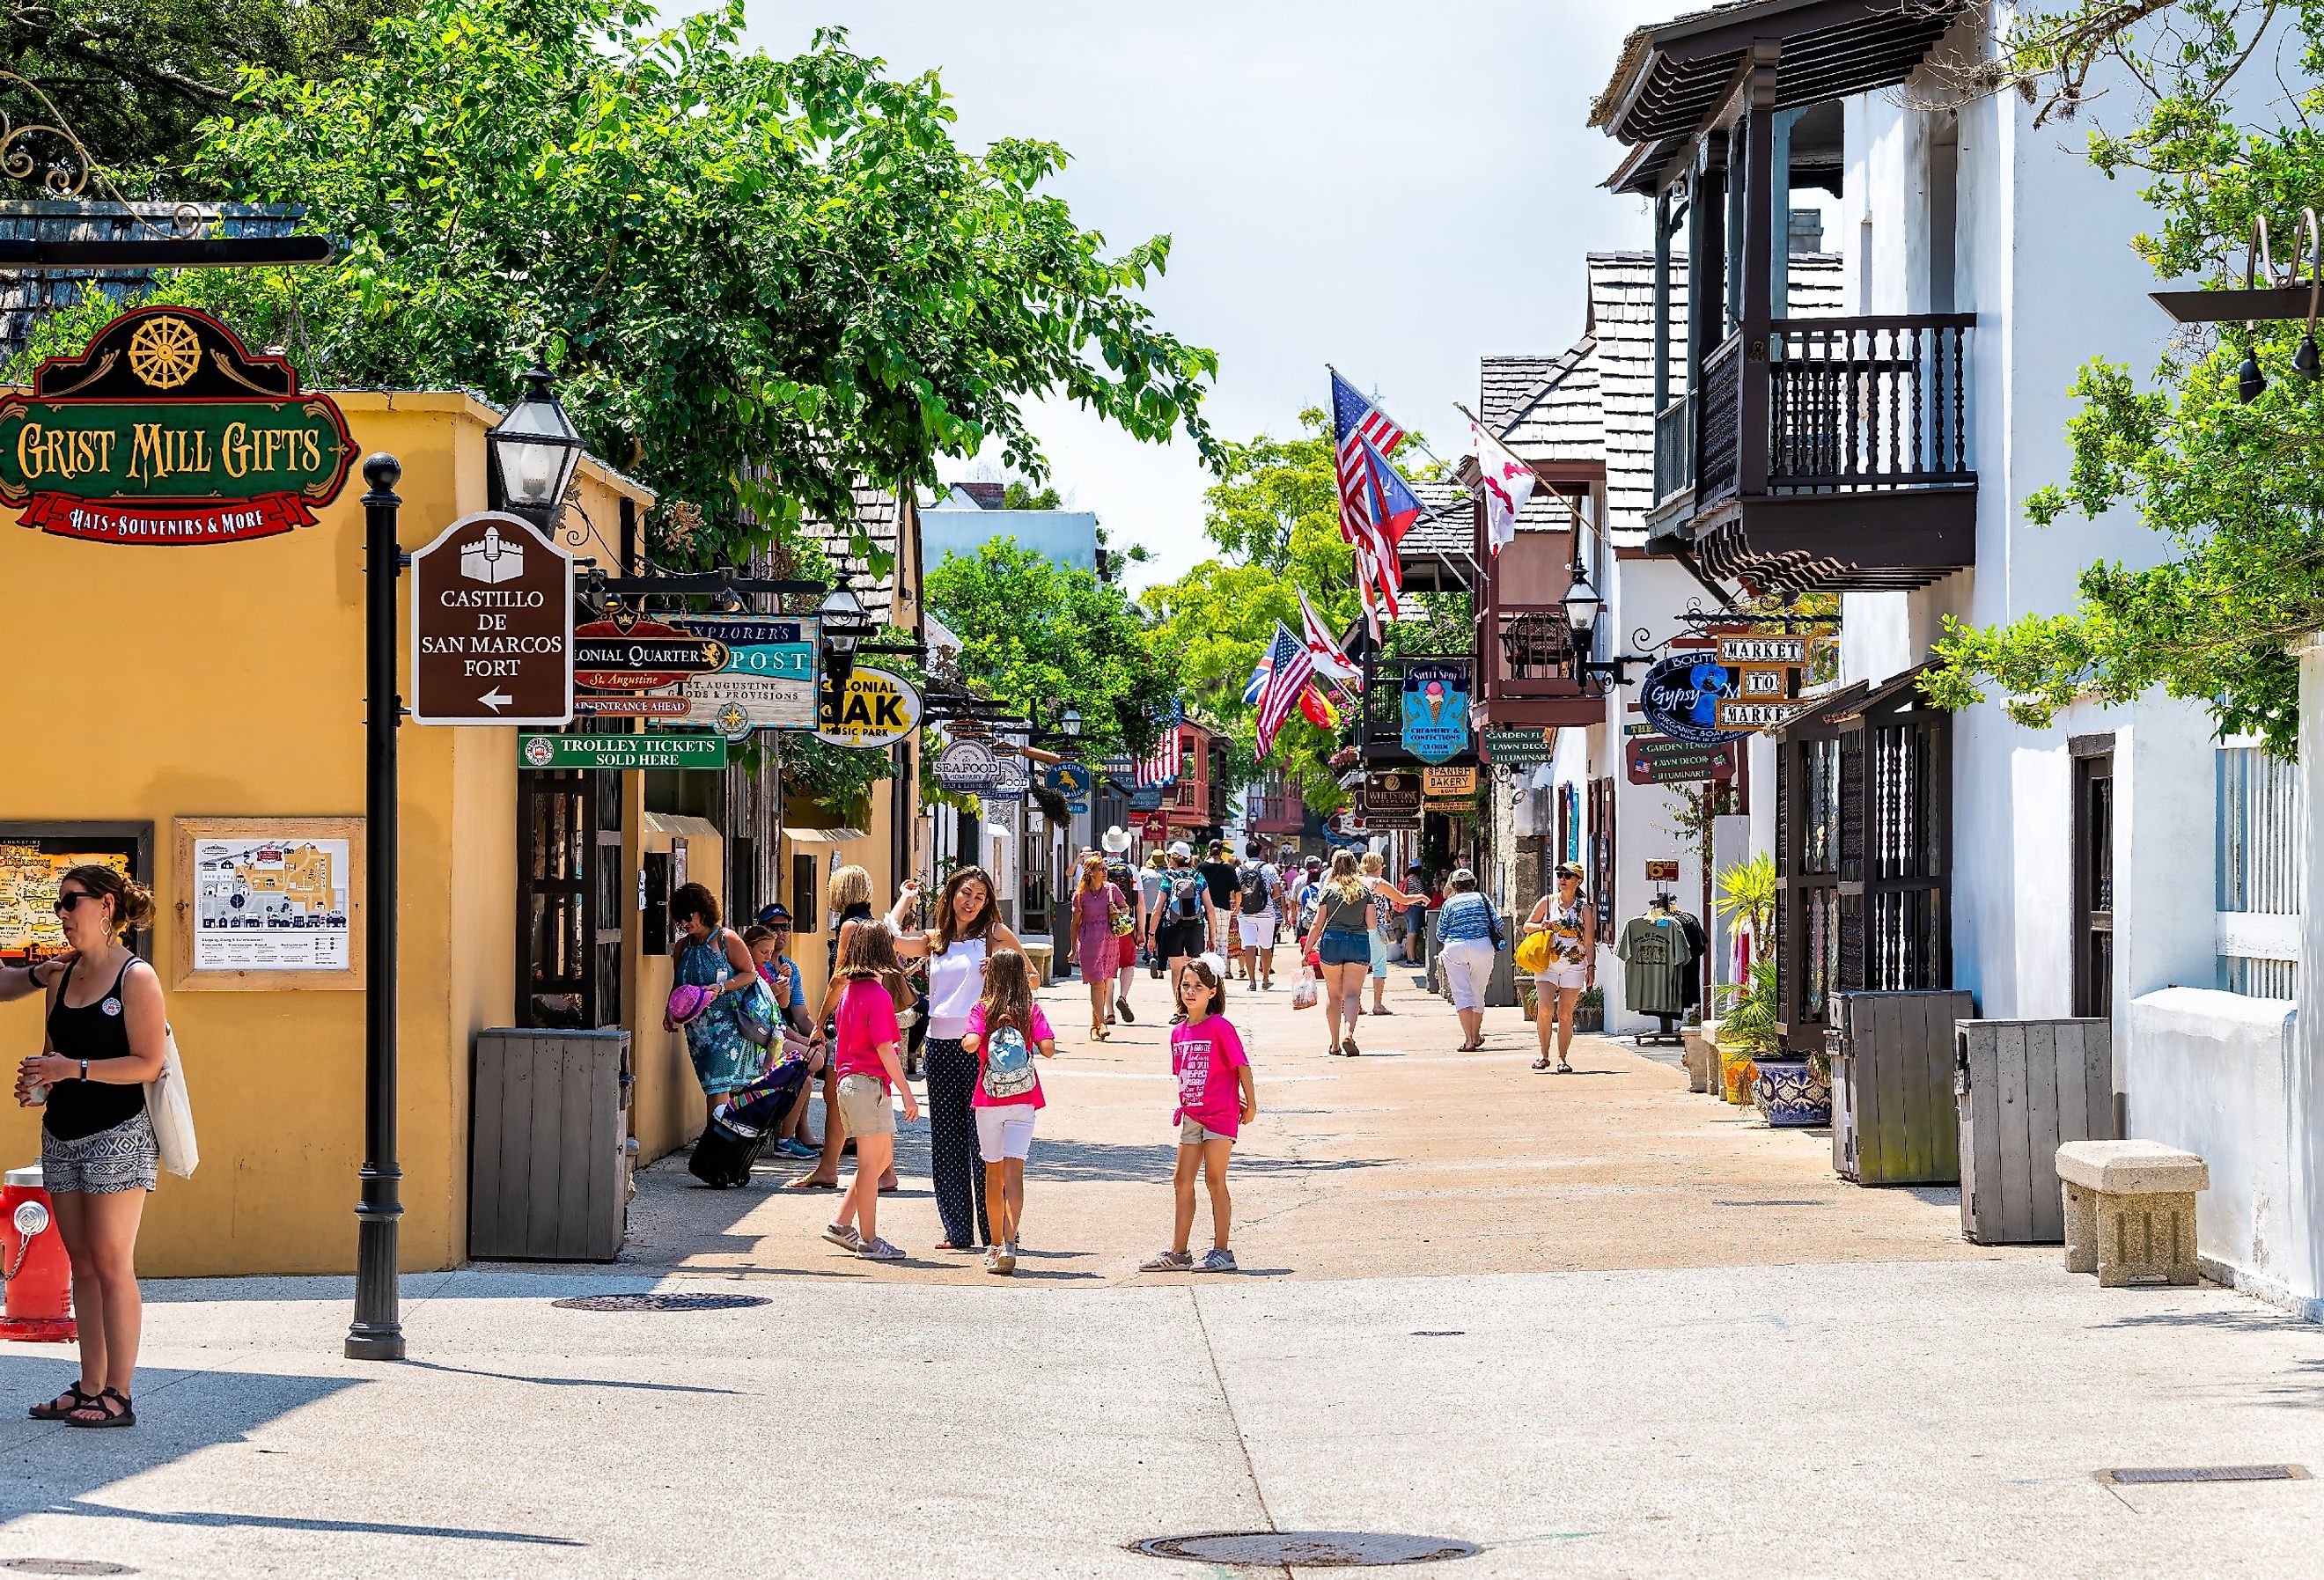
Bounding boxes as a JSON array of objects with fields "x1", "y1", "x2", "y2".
[{"x1": 144, "y1": 1026, "x2": 199, "y2": 1179}]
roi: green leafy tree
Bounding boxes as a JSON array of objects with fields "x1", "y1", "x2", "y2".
[
  {"x1": 0, "y1": 0, "x2": 411, "y2": 171},
  {"x1": 923, "y1": 539, "x2": 1180, "y2": 756},
  {"x1": 34, "y1": 0, "x2": 1217, "y2": 569},
  {"x1": 1000, "y1": 480, "x2": 1063, "y2": 510},
  {"x1": 1923, "y1": 2, "x2": 2324, "y2": 753}
]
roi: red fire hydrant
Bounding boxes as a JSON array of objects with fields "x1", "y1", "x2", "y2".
[{"x1": 0, "y1": 1165, "x2": 75, "y2": 1343}]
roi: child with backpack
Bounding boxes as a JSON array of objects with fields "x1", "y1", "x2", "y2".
[
  {"x1": 1140, "y1": 955, "x2": 1255, "y2": 1275},
  {"x1": 959, "y1": 947, "x2": 1055, "y2": 1275}
]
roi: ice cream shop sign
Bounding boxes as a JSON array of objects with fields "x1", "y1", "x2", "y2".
[{"x1": 0, "y1": 306, "x2": 355, "y2": 545}]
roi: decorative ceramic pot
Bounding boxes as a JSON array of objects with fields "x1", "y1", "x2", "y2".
[
  {"x1": 1718, "y1": 1049, "x2": 1757, "y2": 1105},
  {"x1": 1751, "y1": 1055, "x2": 1833, "y2": 1127}
]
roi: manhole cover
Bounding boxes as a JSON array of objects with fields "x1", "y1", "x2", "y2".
[
  {"x1": 1136, "y1": 1531, "x2": 1478, "y2": 1567},
  {"x1": 550, "y1": 1293, "x2": 770, "y2": 1313},
  {"x1": 1410, "y1": 1330, "x2": 1465, "y2": 1337},
  {"x1": 2100, "y1": 1465, "x2": 2309, "y2": 1485},
  {"x1": 1714, "y1": 1199, "x2": 1828, "y2": 1208},
  {"x1": 0, "y1": 1562, "x2": 139, "y2": 1576}
]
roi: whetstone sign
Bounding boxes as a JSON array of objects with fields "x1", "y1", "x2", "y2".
[{"x1": 0, "y1": 306, "x2": 355, "y2": 545}]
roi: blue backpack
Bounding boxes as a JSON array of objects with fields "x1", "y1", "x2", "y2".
[{"x1": 982, "y1": 1022, "x2": 1037, "y2": 1099}]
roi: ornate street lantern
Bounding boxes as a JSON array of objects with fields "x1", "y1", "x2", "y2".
[{"x1": 486, "y1": 366, "x2": 585, "y2": 532}]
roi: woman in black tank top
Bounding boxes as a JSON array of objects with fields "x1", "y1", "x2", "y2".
[{"x1": 17, "y1": 866, "x2": 165, "y2": 1429}]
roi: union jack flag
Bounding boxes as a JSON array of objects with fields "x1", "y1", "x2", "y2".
[{"x1": 1253, "y1": 623, "x2": 1316, "y2": 760}]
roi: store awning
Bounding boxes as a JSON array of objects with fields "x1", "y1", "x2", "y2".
[{"x1": 782, "y1": 827, "x2": 870, "y2": 845}]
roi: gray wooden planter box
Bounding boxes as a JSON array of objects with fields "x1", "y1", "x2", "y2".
[
  {"x1": 1828, "y1": 990, "x2": 1976, "y2": 1185},
  {"x1": 470, "y1": 1028, "x2": 632, "y2": 1262},
  {"x1": 1956, "y1": 1018, "x2": 2115, "y2": 1245}
]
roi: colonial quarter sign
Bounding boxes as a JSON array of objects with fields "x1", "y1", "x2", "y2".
[
  {"x1": 0, "y1": 306, "x2": 355, "y2": 544},
  {"x1": 408, "y1": 512, "x2": 576, "y2": 725}
]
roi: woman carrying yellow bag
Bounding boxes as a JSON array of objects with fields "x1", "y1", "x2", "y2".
[{"x1": 1523, "y1": 863, "x2": 1596, "y2": 1073}]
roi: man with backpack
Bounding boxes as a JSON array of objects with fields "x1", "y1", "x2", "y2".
[
  {"x1": 1155, "y1": 841, "x2": 1215, "y2": 1023},
  {"x1": 1198, "y1": 838, "x2": 1243, "y2": 980},
  {"x1": 1232, "y1": 838, "x2": 1283, "y2": 992}
]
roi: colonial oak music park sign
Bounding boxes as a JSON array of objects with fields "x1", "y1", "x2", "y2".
[{"x1": 0, "y1": 307, "x2": 355, "y2": 544}]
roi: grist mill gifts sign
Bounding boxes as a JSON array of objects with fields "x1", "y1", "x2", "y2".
[{"x1": 0, "y1": 306, "x2": 356, "y2": 545}]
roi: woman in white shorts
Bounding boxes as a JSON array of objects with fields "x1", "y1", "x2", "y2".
[{"x1": 1524, "y1": 862, "x2": 1597, "y2": 1073}]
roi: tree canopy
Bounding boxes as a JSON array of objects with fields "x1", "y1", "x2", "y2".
[
  {"x1": 22, "y1": 0, "x2": 1217, "y2": 570},
  {"x1": 923, "y1": 538, "x2": 1181, "y2": 757},
  {"x1": 0, "y1": 0, "x2": 411, "y2": 171},
  {"x1": 1924, "y1": 2, "x2": 2324, "y2": 753}
]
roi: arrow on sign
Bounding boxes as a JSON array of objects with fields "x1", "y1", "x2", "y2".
[{"x1": 478, "y1": 688, "x2": 512, "y2": 712}]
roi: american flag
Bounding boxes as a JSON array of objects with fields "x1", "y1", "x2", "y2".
[
  {"x1": 1330, "y1": 371, "x2": 1405, "y2": 547},
  {"x1": 1253, "y1": 622, "x2": 1316, "y2": 760},
  {"x1": 1137, "y1": 717, "x2": 1184, "y2": 786}
]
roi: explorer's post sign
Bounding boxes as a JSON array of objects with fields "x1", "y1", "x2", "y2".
[{"x1": 0, "y1": 306, "x2": 355, "y2": 545}]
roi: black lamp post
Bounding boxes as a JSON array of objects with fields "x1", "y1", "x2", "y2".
[{"x1": 486, "y1": 366, "x2": 586, "y2": 533}]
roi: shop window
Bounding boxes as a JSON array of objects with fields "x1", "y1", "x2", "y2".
[{"x1": 791, "y1": 854, "x2": 819, "y2": 933}]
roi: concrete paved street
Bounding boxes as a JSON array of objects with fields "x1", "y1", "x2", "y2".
[{"x1": 1, "y1": 966, "x2": 2320, "y2": 1577}]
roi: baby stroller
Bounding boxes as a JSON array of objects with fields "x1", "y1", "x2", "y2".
[{"x1": 689, "y1": 1058, "x2": 813, "y2": 1189}]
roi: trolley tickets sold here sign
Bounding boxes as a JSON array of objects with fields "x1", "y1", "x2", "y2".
[{"x1": 0, "y1": 306, "x2": 355, "y2": 545}]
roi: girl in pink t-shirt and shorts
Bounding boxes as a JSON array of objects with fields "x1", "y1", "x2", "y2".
[
  {"x1": 1142, "y1": 956, "x2": 1255, "y2": 1275},
  {"x1": 960, "y1": 948, "x2": 1055, "y2": 1275}
]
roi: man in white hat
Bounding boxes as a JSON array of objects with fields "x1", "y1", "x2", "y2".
[{"x1": 1099, "y1": 827, "x2": 1142, "y2": 1025}]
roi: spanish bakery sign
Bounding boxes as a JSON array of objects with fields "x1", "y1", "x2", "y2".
[{"x1": 0, "y1": 306, "x2": 355, "y2": 546}]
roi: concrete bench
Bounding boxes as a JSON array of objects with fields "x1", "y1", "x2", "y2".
[
  {"x1": 2056, "y1": 1140, "x2": 2208, "y2": 1288},
  {"x1": 1021, "y1": 941, "x2": 1055, "y2": 987}
]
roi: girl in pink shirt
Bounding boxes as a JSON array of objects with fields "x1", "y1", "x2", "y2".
[
  {"x1": 1142, "y1": 956, "x2": 1255, "y2": 1275},
  {"x1": 960, "y1": 948, "x2": 1055, "y2": 1275},
  {"x1": 820, "y1": 922, "x2": 919, "y2": 1261}
]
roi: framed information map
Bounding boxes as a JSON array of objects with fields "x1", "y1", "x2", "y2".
[{"x1": 173, "y1": 818, "x2": 365, "y2": 990}]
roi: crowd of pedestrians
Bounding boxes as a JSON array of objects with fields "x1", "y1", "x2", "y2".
[{"x1": 659, "y1": 830, "x2": 1595, "y2": 1275}]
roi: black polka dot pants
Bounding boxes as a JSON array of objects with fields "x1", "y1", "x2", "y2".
[{"x1": 923, "y1": 1037, "x2": 990, "y2": 1249}]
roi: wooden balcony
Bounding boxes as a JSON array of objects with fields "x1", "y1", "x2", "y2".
[
  {"x1": 1247, "y1": 788, "x2": 1305, "y2": 834},
  {"x1": 1653, "y1": 315, "x2": 1976, "y2": 592}
]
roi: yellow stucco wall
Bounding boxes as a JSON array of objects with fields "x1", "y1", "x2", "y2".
[{"x1": 0, "y1": 392, "x2": 650, "y2": 1276}]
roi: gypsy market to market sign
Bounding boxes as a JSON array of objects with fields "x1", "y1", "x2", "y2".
[{"x1": 0, "y1": 307, "x2": 355, "y2": 545}]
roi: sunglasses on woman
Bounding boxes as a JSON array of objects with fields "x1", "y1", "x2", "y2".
[{"x1": 51, "y1": 891, "x2": 98, "y2": 914}]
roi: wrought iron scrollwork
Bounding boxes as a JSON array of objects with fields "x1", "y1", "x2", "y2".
[{"x1": 0, "y1": 70, "x2": 215, "y2": 239}]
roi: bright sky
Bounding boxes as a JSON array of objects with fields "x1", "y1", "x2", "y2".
[{"x1": 737, "y1": 2, "x2": 1675, "y2": 593}]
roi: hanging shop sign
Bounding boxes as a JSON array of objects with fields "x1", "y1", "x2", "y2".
[
  {"x1": 1736, "y1": 665, "x2": 1793, "y2": 699},
  {"x1": 574, "y1": 615, "x2": 726, "y2": 692},
  {"x1": 1624, "y1": 736, "x2": 1739, "y2": 786},
  {"x1": 1421, "y1": 765, "x2": 1477, "y2": 798},
  {"x1": 980, "y1": 753, "x2": 1031, "y2": 804},
  {"x1": 0, "y1": 306, "x2": 356, "y2": 545},
  {"x1": 408, "y1": 512, "x2": 574, "y2": 726},
  {"x1": 1128, "y1": 784, "x2": 1166, "y2": 813},
  {"x1": 1715, "y1": 635, "x2": 1811, "y2": 667},
  {"x1": 1141, "y1": 812, "x2": 1170, "y2": 842},
  {"x1": 1717, "y1": 699, "x2": 1812, "y2": 732},
  {"x1": 672, "y1": 615, "x2": 820, "y2": 732},
  {"x1": 933, "y1": 738, "x2": 1000, "y2": 793},
  {"x1": 1046, "y1": 762, "x2": 1094, "y2": 812},
  {"x1": 575, "y1": 694, "x2": 691, "y2": 718},
  {"x1": 518, "y1": 733, "x2": 726, "y2": 771},
  {"x1": 1362, "y1": 770, "x2": 1423, "y2": 818},
  {"x1": 814, "y1": 666, "x2": 922, "y2": 749},
  {"x1": 1637, "y1": 653, "x2": 1741, "y2": 746},
  {"x1": 1478, "y1": 728, "x2": 1559, "y2": 766},
  {"x1": 1399, "y1": 661, "x2": 1471, "y2": 764}
]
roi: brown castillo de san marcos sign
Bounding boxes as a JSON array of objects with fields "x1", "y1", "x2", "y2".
[{"x1": 0, "y1": 305, "x2": 355, "y2": 545}]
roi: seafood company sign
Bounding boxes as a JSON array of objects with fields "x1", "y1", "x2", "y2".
[{"x1": 0, "y1": 306, "x2": 356, "y2": 545}]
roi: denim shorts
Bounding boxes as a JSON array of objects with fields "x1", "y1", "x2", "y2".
[{"x1": 1318, "y1": 929, "x2": 1372, "y2": 966}]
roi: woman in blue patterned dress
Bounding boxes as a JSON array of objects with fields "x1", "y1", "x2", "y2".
[{"x1": 667, "y1": 883, "x2": 768, "y2": 1107}]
